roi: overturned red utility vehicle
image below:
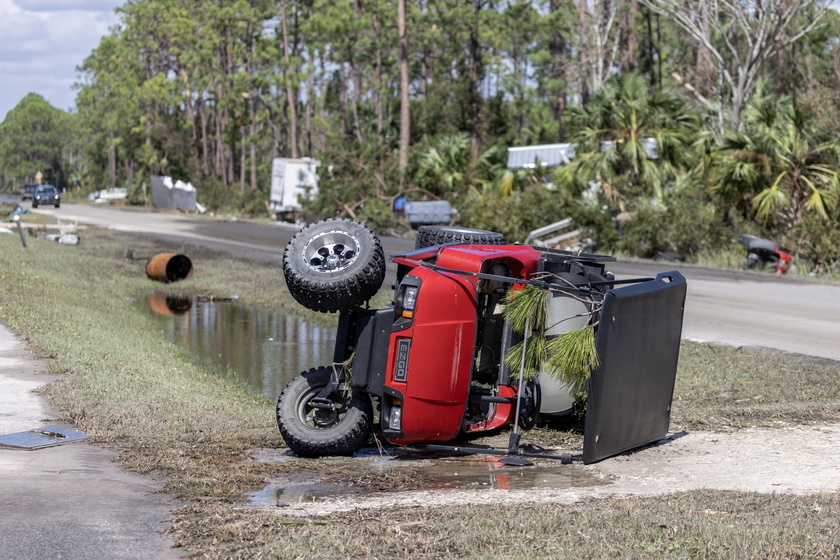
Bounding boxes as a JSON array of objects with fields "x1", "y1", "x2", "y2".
[{"x1": 278, "y1": 219, "x2": 686, "y2": 464}]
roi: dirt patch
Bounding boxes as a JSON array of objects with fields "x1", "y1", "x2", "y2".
[{"x1": 248, "y1": 422, "x2": 840, "y2": 516}]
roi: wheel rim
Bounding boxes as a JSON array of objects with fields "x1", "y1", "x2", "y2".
[
  {"x1": 301, "y1": 230, "x2": 361, "y2": 273},
  {"x1": 296, "y1": 385, "x2": 349, "y2": 430}
]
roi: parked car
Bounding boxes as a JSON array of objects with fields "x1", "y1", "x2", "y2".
[
  {"x1": 276, "y1": 220, "x2": 687, "y2": 464},
  {"x1": 32, "y1": 185, "x2": 60, "y2": 208},
  {"x1": 21, "y1": 184, "x2": 37, "y2": 201}
]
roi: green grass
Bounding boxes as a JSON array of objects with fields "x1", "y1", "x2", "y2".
[
  {"x1": 673, "y1": 342, "x2": 840, "y2": 429},
  {"x1": 692, "y1": 244, "x2": 747, "y2": 271},
  {"x1": 1, "y1": 223, "x2": 839, "y2": 559},
  {"x1": 692, "y1": 243, "x2": 840, "y2": 283}
]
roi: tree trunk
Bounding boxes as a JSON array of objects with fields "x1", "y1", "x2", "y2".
[
  {"x1": 468, "y1": 0, "x2": 483, "y2": 161},
  {"x1": 620, "y1": 0, "x2": 638, "y2": 73},
  {"x1": 420, "y1": 53, "x2": 428, "y2": 137},
  {"x1": 108, "y1": 129, "x2": 116, "y2": 190},
  {"x1": 549, "y1": 0, "x2": 568, "y2": 139},
  {"x1": 198, "y1": 93, "x2": 210, "y2": 176},
  {"x1": 774, "y1": 0, "x2": 792, "y2": 94},
  {"x1": 246, "y1": 20, "x2": 258, "y2": 189},
  {"x1": 372, "y1": 10, "x2": 384, "y2": 140},
  {"x1": 398, "y1": 0, "x2": 410, "y2": 181},
  {"x1": 350, "y1": 0, "x2": 365, "y2": 145},
  {"x1": 695, "y1": 1, "x2": 715, "y2": 98},
  {"x1": 227, "y1": 141, "x2": 235, "y2": 186},
  {"x1": 240, "y1": 127, "x2": 246, "y2": 192},
  {"x1": 304, "y1": 46, "x2": 315, "y2": 156},
  {"x1": 340, "y1": 64, "x2": 349, "y2": 138},
  {"x1": 250, "y1": 119, "x2": 257, "y2": 190},
  {"x1": 317, "y1": 51, "x2": 328, "y2": 153},
  {"x1": 180, "y1": 69, "x2": 196, "y2": 144},
  {"x1": 215, "y1": 84, "x2": 226, "y2": 181},
  {"x1": 350, "y1": 59, "x2": 365, "y2": 145},
  {"x1": 281, "y1": 0, "x2": 299, "y2": 158}
]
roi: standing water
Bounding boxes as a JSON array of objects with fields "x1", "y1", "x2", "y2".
[{"x1": 143, "y1": 293, "x2": 335, "y2": 400}]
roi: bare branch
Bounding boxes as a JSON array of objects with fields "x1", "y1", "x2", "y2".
[{"x1": 641, "y1": 0, "x2": 827, "y2": 129}]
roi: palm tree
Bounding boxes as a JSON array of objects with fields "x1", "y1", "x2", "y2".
[
  {"x1": 552, "y1": 73, "x2": 703, "y2": 211},
  {"x1": 414, "y1": 134, "x2": 503, "y2": 199},
  {"x1": 712, "y1": 88, "x2": 840, "y2": 228}
]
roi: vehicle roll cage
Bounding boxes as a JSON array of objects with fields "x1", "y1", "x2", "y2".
[{"x1": 393, "y1": 243, "x2": 654, "y2": 297}]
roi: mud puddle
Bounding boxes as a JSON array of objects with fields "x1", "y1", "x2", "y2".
[
  {"x1": 246, "y1": 445, "x2": 609, "y2": 508},
  {"x1": 141, "y1": 292, "x2": 334, "y2": 399}
]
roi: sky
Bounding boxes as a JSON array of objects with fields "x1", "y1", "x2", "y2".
[{"x1": 0, "y1": 0, "x2": 121, "y2": 122}]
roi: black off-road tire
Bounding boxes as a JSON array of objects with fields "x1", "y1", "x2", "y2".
[
  {"x1": 276, "y1": 366, "x2": 373, "y2": 458},
  {"x1": 414, "y1": 225, "x2": 505, "y2": 250},
  {"x1": 32, "y1": 201, "x2": 38, "y2": 209},
  {"x1": 283, "y1": 219, "x2": 386, "y2": 313},
  {"x1": 517, "y1": 376, "x2": 542, "y2": 431}
]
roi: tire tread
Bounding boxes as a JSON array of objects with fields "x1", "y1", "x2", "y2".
[
  {"x1": 276, "y1": 367, "x2": 372, "y2": 457},
  {"x1": 415, "y1": 225, "x2": 505, "y2": 249},
  {"x1": 283, "y1": 219, "x2": 386, "y2": 313}
]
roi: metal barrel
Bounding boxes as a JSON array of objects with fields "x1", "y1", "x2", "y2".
[{"x1": 145, "y1": 253, "x2": 194, "y2": 283}]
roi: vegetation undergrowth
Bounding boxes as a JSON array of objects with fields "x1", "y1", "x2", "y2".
[{"x1": 0, "y1": 226, "x2": 838, "y2": 558}]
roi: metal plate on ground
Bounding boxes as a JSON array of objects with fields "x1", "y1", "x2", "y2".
[
  {"x1": 0, "y1": 426, "x2": 87, "y2": 450},
  {"x1": 583, "y1": 272, "x2": 687, "y2": 464}
]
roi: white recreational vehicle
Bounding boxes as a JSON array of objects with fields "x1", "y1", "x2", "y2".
[{"x1": 269, "y1": 157, "x2": 320, "y2": 222}]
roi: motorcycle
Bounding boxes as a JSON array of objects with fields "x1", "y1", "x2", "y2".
[{"x1": 739, "y1": 234, "x2": 793, "y2": 274}]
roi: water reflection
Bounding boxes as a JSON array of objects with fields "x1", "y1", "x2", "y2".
[
  {"x1": 144, "y1": 293, "x2": 335, "y2": 400},
  {"x1": 246, "y1": 450, "x2": 608, "y2": 506},
  {"x1": 146, "y1": 293, "x2": 193, "y2": 316}
]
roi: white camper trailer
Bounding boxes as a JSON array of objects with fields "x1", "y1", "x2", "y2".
[{"x1": 269, "y1": 157, "x2": 320, "y2": 222}]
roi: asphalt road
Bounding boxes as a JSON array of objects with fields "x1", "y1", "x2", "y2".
[{"x1": 44, "y1": 201, "x2": 840, "y2": 363}]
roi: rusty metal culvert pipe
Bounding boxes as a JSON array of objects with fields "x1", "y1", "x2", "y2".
[{"x1": 145, "y1": 253, "x2": 194, "y2": 283}]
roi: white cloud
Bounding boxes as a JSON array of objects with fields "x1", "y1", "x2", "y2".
[
  {"x1": 0, "y1": 0, "x2": 120, "y2": 120},
  {"x1": 12, "y1": 0, "x2": 117, "y2": 12}
]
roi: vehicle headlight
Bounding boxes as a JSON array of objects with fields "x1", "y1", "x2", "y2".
[
  {"x1": 388, "y1": 403, "x2": 402, "y2": 430},
  {"x1": 394, "y1": 278, "x2": 421, "y2": 324},
  {"x1": 401, "y1": 286, "x2": 418, "y2": 318}
]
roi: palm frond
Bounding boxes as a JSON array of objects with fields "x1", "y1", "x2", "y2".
[{"x1": 751, "y1": 185, "x2": 789, "y2": 223}]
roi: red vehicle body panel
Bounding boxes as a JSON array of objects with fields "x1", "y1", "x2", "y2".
[
  {"x1": 462, "y1": 384, "x2": 518, "y2": 434},
  {"x1": 385, "y1": 244, "x2": 543, "y2": 443},
  {"x1": 384, "y1": 266, "x2": 476, "y2": 443}
]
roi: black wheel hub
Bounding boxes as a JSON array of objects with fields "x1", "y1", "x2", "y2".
[{"x1": 300, "y1": 391, "x2": 348, "y2": 429}]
